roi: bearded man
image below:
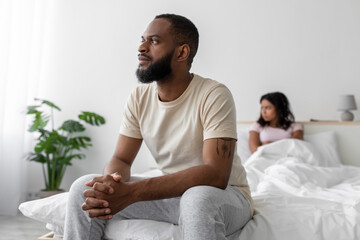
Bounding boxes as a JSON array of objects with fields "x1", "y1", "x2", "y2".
[{"x1": 63, "y1": 13, "x2": 253, "y2": 240}]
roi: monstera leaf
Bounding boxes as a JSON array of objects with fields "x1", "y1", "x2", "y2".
[{"x1": 78, "y1": 111, "x2": 105, "y2": 126}]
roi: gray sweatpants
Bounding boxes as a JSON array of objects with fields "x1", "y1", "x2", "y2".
[{"x1": 63, "y1": 174, "x2": 251, "y2": 240}]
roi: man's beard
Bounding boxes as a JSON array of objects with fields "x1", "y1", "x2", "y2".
[{"x1": 136, "y1": 51, "x2": 173, "y2": 84}]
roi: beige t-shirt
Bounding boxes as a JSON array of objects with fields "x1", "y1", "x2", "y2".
[{"x1": 120, "y1": 74, "x2": 253, "y2": 214}]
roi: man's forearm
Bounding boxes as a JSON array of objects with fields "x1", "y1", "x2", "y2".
[
  {"x1": 130, "y1": 164, "x2": 229, "y2": 202},
  {"x1": 103, "y1": 157, "x2": 131, "y2": 182}
]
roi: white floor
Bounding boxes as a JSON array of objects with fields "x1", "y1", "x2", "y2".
[{"x1": 0, "y1": 214, "x2": 49, "y2": 240}]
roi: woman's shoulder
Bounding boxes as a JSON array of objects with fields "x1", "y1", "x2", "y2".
[
  {"x1": 250, "y1": 122, "x2": 262, "y2": 132},
  {"x1": 291, "y1": 122, "x2": 303, "y2": 131}
]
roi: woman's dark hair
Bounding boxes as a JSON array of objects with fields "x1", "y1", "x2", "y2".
[
  {"x1": 155, "y1": 14, "x2": 199, "y2": 67},
  {"x1": 257, "y1": 92, "x2": 295, "y2": 130}
]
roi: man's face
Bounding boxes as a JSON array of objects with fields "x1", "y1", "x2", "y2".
[{"x1": 136, "y1": 18, "x2": 176, "y2": 83}]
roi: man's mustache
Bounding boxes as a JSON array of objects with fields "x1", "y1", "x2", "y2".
[{"x1": 138, "y1": 53, "x2": 152, "y2": 61}]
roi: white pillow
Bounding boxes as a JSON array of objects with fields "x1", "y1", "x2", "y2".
[
  {"x1": 19, "y1": 192, "x2": 68, "y2": 234},
  {"x1": 236, "y1": 128, "x2": 341, "y2": 167},
  {"x1": 19, "y1": 192, "x2": 181, "y2": 239},
  {"x1": 237, "y1": 130, "x2": 251, "y2": 163},
  {"x1": 304, "y1": 131, "x2": 341, "y2": 167},
  {"x1": 18, "y1": 169, "x2": 165, "y2": 236}
]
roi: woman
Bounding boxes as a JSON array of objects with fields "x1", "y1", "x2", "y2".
[{"x1": 249, "y1": 92, "x2": 303, "y2": 153}]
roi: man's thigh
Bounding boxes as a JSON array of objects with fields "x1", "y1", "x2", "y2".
[
  {"x1": 113, "y1": 184, "x2": 250, "y2": 232},
  {"x1": 179, "y1": 185, "x2": 251, "y2": 235},
  {"x1": 113, "y1": 197, "x2": 181, "y2": 225}
]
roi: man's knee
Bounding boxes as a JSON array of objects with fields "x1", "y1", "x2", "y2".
[
  {"x1": 69, "y1": 174, "x2": 100, "y2": 194},
  {"x1": 180, "y1": 186, "x2": 221, "y2": 216},
  {"x1": 181, "y1": 186, "x2": 222, "y2": 203}
]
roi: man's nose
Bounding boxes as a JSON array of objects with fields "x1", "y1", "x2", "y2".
[{"x1": 138, "y1": 41, "x2": 149, "y2": 53}]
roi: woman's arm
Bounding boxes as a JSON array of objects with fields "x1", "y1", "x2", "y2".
[
  {"x1": 249, "y1": 130, "x2": 261, "y2": 153},
  {"x1": 291, "y1": 130, "x2": 304, "y2": 140}
]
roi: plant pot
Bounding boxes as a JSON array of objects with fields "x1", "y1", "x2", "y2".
[{"x1": 38, "y1": 189, "x2": 65, "y2": 199}]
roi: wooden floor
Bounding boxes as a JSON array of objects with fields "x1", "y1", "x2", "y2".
[{"x1": 0, "y1": 214, "x2": 49, "y2": 240}]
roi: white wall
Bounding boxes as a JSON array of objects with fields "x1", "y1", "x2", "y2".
[{"x1": 26, "y1": 0, "x2": 360, "y2": 193}]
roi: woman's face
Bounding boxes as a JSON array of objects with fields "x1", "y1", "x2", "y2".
[{"x1": 261, "y1": 99, "x2": 277, "y2": 124}]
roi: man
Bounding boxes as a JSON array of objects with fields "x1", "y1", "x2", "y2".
[{"x1": 63, "y1": 13, "x2": 253, "y2": 240}]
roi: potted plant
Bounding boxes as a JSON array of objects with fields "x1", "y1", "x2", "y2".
[{"x1": 26, "y1": 98, "x2": 106, "y2": 196}]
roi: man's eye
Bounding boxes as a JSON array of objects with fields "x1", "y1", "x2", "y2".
[{"x1": 151, "y1": 39, "x2": 158, "y2": 44}]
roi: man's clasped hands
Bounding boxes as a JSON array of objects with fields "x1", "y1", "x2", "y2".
[{"x1": 82, "y1": 173, "x2": 136, "y2": 220}]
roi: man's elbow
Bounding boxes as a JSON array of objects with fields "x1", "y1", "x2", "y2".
[{"x1": 213, "y1": 174, "x2": 230, "y2": 190}]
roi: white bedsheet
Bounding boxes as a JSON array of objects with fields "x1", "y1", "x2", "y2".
[
  {"x1": 236, "y1": 139, "x2": 360, "y2": 240},
  {"x1": 19, "y1": 139, "x2": 360, "y2": 239},
  {"x1": 105, "y1": 139, "x2": 360, "y2": 240}
]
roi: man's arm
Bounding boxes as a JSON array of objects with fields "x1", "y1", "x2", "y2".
[
  {"x1": 84, "y1": 134, "x2": 142, "y2": 187},
  {"x1": 81, "y1": 134, "x2": 142, "y2": 219},
  {"x1": 105, "y1": 134, "x2": 142, "y2": 180},
  {"x1": 83, "y1": 137, "x2": 235, "y2": 219}
]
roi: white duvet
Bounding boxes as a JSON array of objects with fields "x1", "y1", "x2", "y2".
[
  {"x1": 19, "y1": 139, "x2": 360, "y2": 240},
  {"x1": 235, "y1": 139, "x2": 360, "y2": 240}
]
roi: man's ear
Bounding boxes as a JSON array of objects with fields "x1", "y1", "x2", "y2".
[{"x1": 176, "y1": 44, "x2": 190, "y2": 63}]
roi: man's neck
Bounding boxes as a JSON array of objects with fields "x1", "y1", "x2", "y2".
[{"x1": 156, "y1": 72, "x2": 193, "y2": 102}]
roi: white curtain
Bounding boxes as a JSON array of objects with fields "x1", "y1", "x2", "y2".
[{"x1": 0, "y1": 0, "x2": 50, "y2": 215}]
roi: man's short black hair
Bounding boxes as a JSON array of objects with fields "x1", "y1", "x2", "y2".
[{"x1": 155, "y1": 14, "x2": 199, "y2": 66}]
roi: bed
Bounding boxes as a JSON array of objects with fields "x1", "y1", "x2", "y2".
[{"x1": 19, "y1": 121, "x2": 360, "y2": 240}]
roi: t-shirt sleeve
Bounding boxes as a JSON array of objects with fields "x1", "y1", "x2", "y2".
[
  {"x1": 119, "y1": 89, "x2": 143, "y2": 139},
  {"x1": 249, "y1": 122, "x2": 261, "y2": 132},
  {"x1": 201, "y1": 85, "x2": 237, "y2": 140},
  {"x1": 292, "y1": 123, "x2": 303, "y2": 132}
]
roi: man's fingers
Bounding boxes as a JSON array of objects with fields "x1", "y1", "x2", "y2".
[
  {"x1": 82, "y1": 196, "x2": 109, "y2": 210},
  {"x1": 85, "y1": 180, "x2": 94, "y2": 187},
  {"x1": 84, "y1": 188, "x2": 110, "y2": 198},
  {"x1": 83, "y1": 189, "x2": 96, "y2": 198},
  {"x1": 85, "y1": 176, "x2": 104, "y2": 187},
  {"x1": 111, "y1": 172, "x2": 122, "y2": 182},
  {"x1": 86, "y1": 174, "x2": 120, "y2": 187},
  {"x1": 96, "y1": 215, "x2": 113, "y2": 220},
  {"x1": 86, "y1": 208, "x2": 112, "y2": 219},
  {"x1": 93, "y1": 182, "x2": 114, "y2": 194}
]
